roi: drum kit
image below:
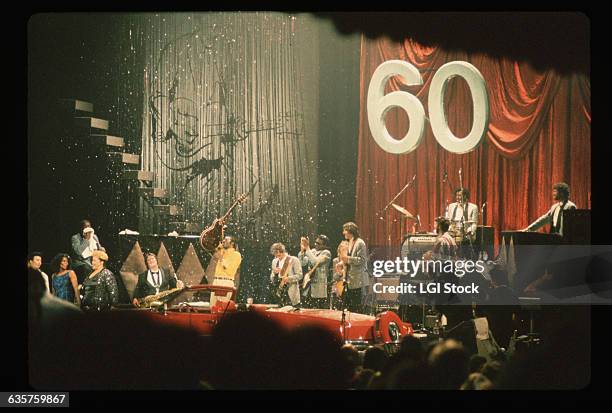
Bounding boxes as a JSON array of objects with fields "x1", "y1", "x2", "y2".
[
  {"x1": 391, "y1": 202, "x2": 477, "y2": 253},
  {"x1": 379, "y1": 171, "x2": 487, "y2": 330}
]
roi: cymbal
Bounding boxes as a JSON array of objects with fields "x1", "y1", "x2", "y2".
[{"x1": 391, "y1": 203, "x2": 416, "y2": 220}]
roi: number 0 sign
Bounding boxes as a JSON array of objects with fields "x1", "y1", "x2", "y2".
[{"x1": 367, "y1": 60, "x2": 489, "y2": 155}]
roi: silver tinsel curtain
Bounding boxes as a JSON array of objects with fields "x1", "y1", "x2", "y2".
[{"x1": 135, "y1": 12, "x2": 316, "y2": 246}]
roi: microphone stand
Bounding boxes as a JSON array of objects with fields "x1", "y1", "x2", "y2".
[
  {"x1": 479, "y1": 203, "x2": 487, "y2": 260},
  {"x1": 441, "y1": 171, "x2": 455, "y2": 221},
  {"x1": 460, "y1": 199, "x2": 477, "y2": 259},
  {"x1": 381, "y1": 175, "x2": 416, "y2": 249},
  {"x1": 341, "y1": 307, "x2": 348, "y2": 342}
]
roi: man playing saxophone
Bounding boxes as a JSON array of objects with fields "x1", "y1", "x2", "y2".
[{"x1": 132, "y1": 253, "x2": 178, "y2": 307}]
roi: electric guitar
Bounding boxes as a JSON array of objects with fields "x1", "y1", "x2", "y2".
[
  {"x1": 199, "y1": 193, "x2": 247, "y2": 252},
  {"x1": 274, "y1": 256, "x2": 293, "y2": 300}
]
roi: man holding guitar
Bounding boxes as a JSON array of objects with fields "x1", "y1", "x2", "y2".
[
  {"x1": 332, "y1": 241, "x2": 349, "y2": 310},
  {"x1": 335, "y1": 222, "x2": 369, "y2": 314},
  {"x1": 209, "y1": 236, "x2": 242, "y2": 307},
  {"x1": 269, "y1": 243, "x2": 303, "y2": 307},
  {"x1": 298, "y1": 235, "x2": 331, "y2": 309}
]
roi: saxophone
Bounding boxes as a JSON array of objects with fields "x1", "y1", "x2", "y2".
[{"x1": 138, "y1": 286, "x2": 186, "y2": 308}]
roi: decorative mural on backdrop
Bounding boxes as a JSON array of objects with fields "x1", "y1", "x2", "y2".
[{"x1": 138, "y1": 13, "x2": 316, "y2": 247}]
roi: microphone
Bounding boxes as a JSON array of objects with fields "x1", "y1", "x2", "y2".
[
  {"x1": 406, "y1": 174, "x2": 416, "y2": 188},
  {"x1": 417, "y1": 214, "x2": 421, "y2": 230},
  {"x1": 482, "y1": 202, "x2": 487, "y2": 210},
  {"x1": 442, "y1": 171, "x2": 447, "y2": 183}
]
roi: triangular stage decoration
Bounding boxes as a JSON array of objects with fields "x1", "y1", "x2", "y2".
[
  {"x1": 120, "y1": 241, "x2": 147, "y2": 300},
  {"x1": 507, "y1": 236, "x2": 517, "y2": 289},
  {"x1": 176, "y1": 243, "x2": 206, "y2": 287},
  {"x1": 156, "y1": 242, "x2": 176, "y2": 276}
]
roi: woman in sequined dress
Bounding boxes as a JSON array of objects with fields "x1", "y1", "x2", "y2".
[{"x1": 81, "y1": 250, "x2": 119, "y2": 311}]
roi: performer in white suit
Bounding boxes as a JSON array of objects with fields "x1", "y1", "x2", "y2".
[
  {"x1": 445, "y1": 188, "x2": 478, "y2": 239},
  {"x1": 299, "y1": 235, "x2": 331, "y2": 309}
]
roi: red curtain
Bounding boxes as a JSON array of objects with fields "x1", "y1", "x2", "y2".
[{"x1": 355, "y1": 37, "x2": 591, "y2": 251}]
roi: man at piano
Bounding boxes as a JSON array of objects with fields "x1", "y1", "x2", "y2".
[
  {"x1": 445, "y1": 188, "x2": 478, "y2": 240},
  {"x1": 522, "y1": 182, "x2": 576, "y2": 236},
  {"x1": 520, "y1": 183, "x2": 577, "y2": 294}
]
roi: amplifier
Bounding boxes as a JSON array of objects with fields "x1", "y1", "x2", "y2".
[{"x1": 401, "y1": 234, "x2": 437, "y2": 259}]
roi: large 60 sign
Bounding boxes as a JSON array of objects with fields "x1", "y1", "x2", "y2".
[{"x1": 367, "y1": 60, "x2": 489, "y2": 155}]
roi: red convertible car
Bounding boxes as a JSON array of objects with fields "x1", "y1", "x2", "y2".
[{"x1": 119, "y1": 285, "x2": 413, "y2": 346}]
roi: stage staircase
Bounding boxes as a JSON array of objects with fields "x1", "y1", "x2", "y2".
[{"x1": 58, "y1": 98, "x2": 196, "y2": 234}]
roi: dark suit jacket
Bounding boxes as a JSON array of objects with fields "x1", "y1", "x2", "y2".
[{"x1": 133, "y1": 269, "x2": 177, "y2": 299}]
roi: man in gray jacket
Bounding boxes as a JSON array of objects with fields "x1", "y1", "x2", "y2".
[
  {"x1": 299, "y1": 234, "x2": 331, "y2": 309},
  {"x1": 270, "y1": 243, "x2": 303, "y2": 307},
  {"x1": 338, "y1": 222, "x2": 369, "y2": 314},
  {"x1": 71, "y1": 219, "x2": 104, "y2": 284}
]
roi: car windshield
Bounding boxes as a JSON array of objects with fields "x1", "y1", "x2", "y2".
[{"x1": 167, "y1": 289, "x2": 213, "y2": 308}]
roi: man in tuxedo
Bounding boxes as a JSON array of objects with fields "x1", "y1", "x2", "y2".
[
  {"x1": 132, "y1": 253, "x2": 177, "y2": 306},
  {"x1": 27, "y1": 252, "x2": 50, "y2": 294}
]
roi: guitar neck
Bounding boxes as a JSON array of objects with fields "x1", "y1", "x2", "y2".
[
  {"x1": 220, "y1": 194, "x2": 245, "y2": 221},
  {"x1": 221, "y1": 200, "x2": 240, "y2": 221}
]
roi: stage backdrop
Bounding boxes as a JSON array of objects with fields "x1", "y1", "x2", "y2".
[
  {"x1": 137, "y1": 13, "x2": 317, "y2": 245},
  {"x1": 355, "y1": 36, "x2": 591, "y2": 251}
]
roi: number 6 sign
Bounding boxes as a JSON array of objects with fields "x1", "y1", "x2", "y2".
[{"x1": 367, "y1": 60, "x2": 489, "y2": 155}]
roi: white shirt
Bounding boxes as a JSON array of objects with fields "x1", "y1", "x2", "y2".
[
  {"x1": 41, "y1": 271, "x2": 50, "y2": 294},
  {"x1": 272, "y1": 256, "x2": 287, "y2": 272},
  {"x1": 527, "y1": 200, "x2": 577, "y2": 236},
  {"x1": 445, "y1": 202, "x2": 479, "y2": 234},
  {"x1": 147, "y1": 269, "x2": 163, "y2": 292}
]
